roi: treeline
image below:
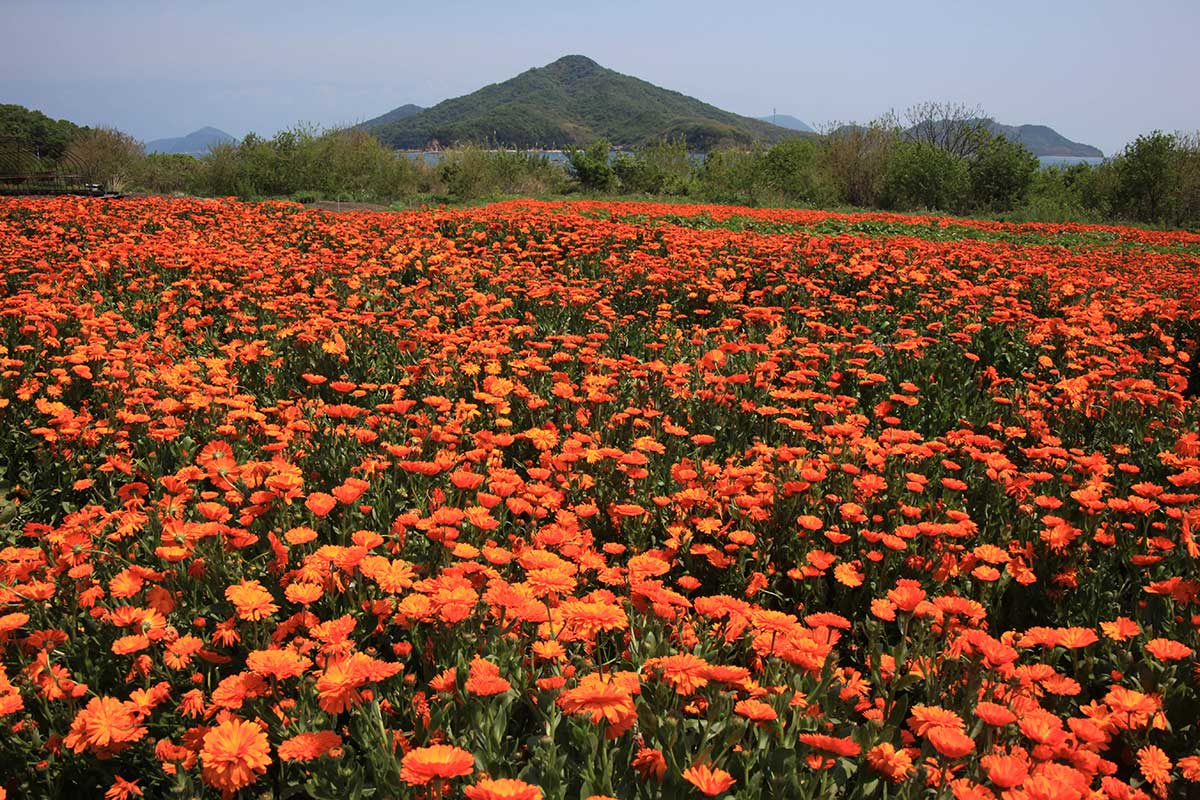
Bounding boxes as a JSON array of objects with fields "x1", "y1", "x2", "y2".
[
  {"x1": 566, "y1": 121, "x2": 1200, "y2": 228},
  {"x1": 3, "y1": 103, "x2": 1197, "y2": 227},
  {"x1": 87, "y1": 125, "x2": 569, "y2": 203}
]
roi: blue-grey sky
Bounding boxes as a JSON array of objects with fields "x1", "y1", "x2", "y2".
[{"x1": 2, "y1": 0, "x2": 1197, "y2": 155}]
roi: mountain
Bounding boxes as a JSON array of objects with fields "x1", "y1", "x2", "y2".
[
  {"x1": 984, "y1": 122, "x2": 1102, "y2": 158},
  {"x1": 759, "y1": 114, "x2": 814, "y2": 133},
  {"x1": 359, "y1": 104, "x2": 424, "y2": 129},
  {"x1": 833, "y1": 119, "x2": 1103, "y2": 158},
  {"x1": 365, "y1": 55, "x2": 807, "y2": 151},
  {"x1": 145, "y1": 127, "x2": 236, "y2": 156}
]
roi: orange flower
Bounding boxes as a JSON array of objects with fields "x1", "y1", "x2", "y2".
[
  {"x1": 225, "y1": 579, "x2": 279, "y2": 621},
  {"x1": 399, "y1": 744, "x2": 475, "y2": 786},
  {"x1": 315, "y1": 653, "x2": 402, "y2": 713},
  {"x1": 557, "y1": 672, "x2": 640, "y2": 737},
  {"x1": 559, "y1": 599, "x2": 629, "y2": 641},
  {"x1": 246, "y1": 648, "x2": 311, "y2": 679},
  {"x1": 464, "y1": 657, "x2": 511, "y2": 697},
  {"x1": 104, "y1": 777, "x2": 142, "y2": 800},
  {"x1": 798, "y1": 733, "x2": 861, "y2": 757},
  {"x1": 1100, "y1": 617, "x2": 1141, "y2": 641},
  {"x1": 277, "y1": 731, "x2": 343, "y2": 762},
  {"x1": 974, "y1": 702, "x2": 1017, "y2": 726},
  {"x1": 926, "y1": 727, "x2": 974, "y2": 759},
  {"x1": 305, "y1": 491, "x2": 337, "y2": 517},
  {"x1": 644, "y1": 653, "x2": 711, "y2": 695},
  {"x1": 1138, "y1": 745, "x2": 1172, "y2": 791},
  {"x1": 980, "y1": 753, "x2": 1028, "y2": 789},
  {"x1": 64, "y1": 696, "x2": 148, "y2": 757},
  {"x1": 865, "y1": 743, "x2": 913, "y2": 783},
  {"x1": 681, "y1": 763, "x2": 735, "y2": 796},
  {"x1": 284, "y1": 526, "x2": 319, "y2": 545},
  {"x1": 200, "y1": 718, "x2": 271, "y2": 795},
  {"x1": 887, "y1": 580, "x2": 927, "y2": 613},
  {"x1": 464, "y1": 778, "x2": 543, "y2": 800},
  {"x1": 633, "y1": 747, "x2": 668, "y2": 782},
  {"x1": 908, "y1": 705, "x2": 965, "y2": 736},
  {"x1": 1145, "y1": 638, "x2": 1193, "y2": 661},
  {"x1": 734, "y1": 698, "x2": 777, "y2": 722}
]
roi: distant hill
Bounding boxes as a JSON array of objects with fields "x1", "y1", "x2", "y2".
[
  {"x1": 984, "y1": 122, "x2": 1102, "y2": 158},
  {"x1": 145, "y1": 127, "x2": 235, "y2": 156},
  {"x1": 758, "y1": 114, "x2": 814, "y2": 133},
  {"x1": 833, "y1": 119, "x2": 1102, "y2": 158},
  {"x1": 365, "y1": 55, "x2": 807, "y2": 151},
  {"x1": 359, "y1": 104, "x2": 424, "y2": 129}
]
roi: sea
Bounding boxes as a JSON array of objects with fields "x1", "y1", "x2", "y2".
[{"x1": 1038, "y1": 156, "x2": 1105, "y2": 168}]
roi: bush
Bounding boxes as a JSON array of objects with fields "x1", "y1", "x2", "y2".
[
  {"x1": 823, "y1": 117, "x2": 897, "y2": 207},
  {"x1": 436, "y1": 146, "x2": 567, "y2": 202},
  {"x1": 612, "y1": 137, "x2": 693, "y2": 196},
  {"x1": 1112, "y1": 131, "x2": 1177, "y2": 224},
  {"x1": 564, "y1": 139, "x2": 615, "y2": 192},
  {"x1": 130, "y1": 153, "x2": 204, "y2": 195},
  {"x1": 190, "y1": 125, "x2": 432, "y2": 202},
  {"x1": 760, "y1": 138, "x2": 826, "y2": 204},
  {"x1": 1173, "y1": 132, "x2": 1200, "y2": 227},
  {"x1": 695, "y1": 149, "x2": 765, "y2": 205},
  {"x1": 63, "y1": 127, "x2": 144, "y2": 190},
  {"x1": 881, "y1": 140, "x2": 970, "y2": 212},
  {"x1": 968, "y1": 134, "x2": 1039, "y2": 211}
]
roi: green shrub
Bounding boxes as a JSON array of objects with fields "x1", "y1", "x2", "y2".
[
  {"x1": 968, "y1": 134, "x2": 1039, "y2": 211},
  {"x1": 695, "y1": 149, "x2": 765, "y2": 205},
  {"x1": 822, "y1": 118, "x2": 897, "y2": 207},
  {"x1": 63, "y1": 127, "x2": 144, "y2": 191},
  {"x1": 881, "y1": 140, "x2": 970, "y2": 212},
  {"x1": 564, "y1": 139, "x2": 615, "y2": 192},
  {"x1": 1112, "y1": 131, "x2": 1175, "y2": 223},
  {"x1": 130, "y1": 153, "x2": 204, "y2": 195},
  {"x1": 612, "y1": 137, "x2": 693, "y2": 196},
  {"x1": 760, "y1": 138, "x2": 826, "y2": 203},
  {"x1": 436, "y1": 146, "x2": 566, "y2": 202}
]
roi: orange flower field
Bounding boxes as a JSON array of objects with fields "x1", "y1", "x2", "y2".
[{"x1": 1, "y1": 196, "x2": 1199, "y2": 799}]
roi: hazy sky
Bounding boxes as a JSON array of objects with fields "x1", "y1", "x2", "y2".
[{"x1": 2, "y1": 0, "x2": 1197, "y2": 155}]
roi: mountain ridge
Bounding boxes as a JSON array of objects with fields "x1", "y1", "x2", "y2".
[
  {"x1": 145, "y1": 127, "x2": 235, "y2": 156},
  {"x1": 365, "y1": 55, "x2": 808, "y2": 151},
  {"x1": 759, "y1": 114, "x2": 815, "y2": 133},
  {"x1": 833, "y1": 119, "x2": 1102, "y2": 158}
]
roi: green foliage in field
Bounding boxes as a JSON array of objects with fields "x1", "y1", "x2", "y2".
[
  {"x1": 564, "y1": 139, "x2": 616, "y2": 192},
  {"x1": 612, "y1": 137, "x2": 692, "y2": 196},
  {"x1": 64, "y1": 127, "x2": 145, "y2": 191},
  {"x1": 880, "y1": 141, "x2": 971, "y2": 213},
  {"x1": 0, "y1": 104, "x2": 86, "y2": 164}
]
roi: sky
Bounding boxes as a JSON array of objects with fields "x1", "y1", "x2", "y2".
[{"x1": 2, "y1": 0, "x2": 1197, "y2": 156}]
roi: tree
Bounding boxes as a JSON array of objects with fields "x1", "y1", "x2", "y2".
[
  {"x1": 904, "y1": 101, "x2": 990, "y2": 159},
  {"x1": 612, "y1": 137, "x2": 691, "y2": 195},
  {"x1": 822, "y1": 114, "x2": 899, "y2": 207},
  {"x1": 968, "y1": 134, "x2": 1039, "y2": 210},
  {"x1": 761, "y1": 138, "x2": 824, "y2": 203},
  {"x1": 1172, "y1": 131, "x2": 1200, "y2": 227},
  {"x1": 63, "y1": 127, "x2": 143, "y2": 190},
  {"x1": 0, "y1": 104, "x2": 85, "y2": 164},
  {"x1": 881, "y1": 140, "x2": 970, "y2": 212},
  {"x1": 1112, "y1": 131, "x2": 1177, "y2": 223},
  {"x1": 564, "y1": 139, "x2": 615, "y2": 192}
]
